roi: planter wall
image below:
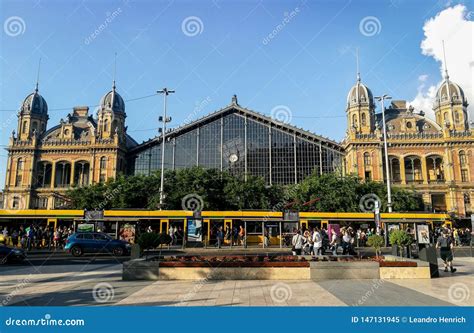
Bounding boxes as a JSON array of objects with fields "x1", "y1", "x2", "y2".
[
  {"x1": 310, "y1": 261, "x2": 379, "y2": 280},
  {"x1": 122, "y1": 257, "x2": 431, "y2": 281}
]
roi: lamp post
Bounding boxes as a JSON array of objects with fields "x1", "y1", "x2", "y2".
[
  {"x1": 375, "y1": 94, "x2": 393, "y2": 213},
  {"x1": 157, "y1": 88, "x2": 175, "y2": 209}
]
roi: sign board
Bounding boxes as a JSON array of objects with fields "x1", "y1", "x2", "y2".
[
  {"x1": 119, "y1": 224, "x2": 136, "y2": 244},
  {"x1": 77, "y1": 223, "x2": 94, "y2": 232},
  {"x1": 283, "y1": 211, "x2": 299, "y2": 221},
  {"x1": 360, "y1": 224, "x2": 369, "y2": 229},
  {"x1": 84, "y1": 210, "x2": 104, "y2": 221},
  {"x1": 416, "y1": 224, "x2": 430, "y2": 244},
  {"x1": 187, "y1": 219, "x2": 202, "y2": 242}
]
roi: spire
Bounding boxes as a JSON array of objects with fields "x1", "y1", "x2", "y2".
[
  {"x1": 112, "y1": 52, "x2": 117, "y2": 91},
  {"x1": 442, "y1": 40, "x2": 449, "y2": 81},
  {"x1": 35, "y1": 58, "x2": 41, "y2": 93},
  {"x1": 356, "y1": 48, "x2": 361, "y2": 83}
]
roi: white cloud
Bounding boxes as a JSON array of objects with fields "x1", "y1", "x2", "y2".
[{"x1": 408, "y1": 5, "x2": 474, "y2": 122}]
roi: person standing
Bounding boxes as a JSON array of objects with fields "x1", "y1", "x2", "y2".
[
  {"x1": 216, "y1": 226, "x2": 224, "y2": 249},
  {"x1": 312, "y1": 227, "x2": 323, "y2": 255},
  {"x1": 291, "y1": 230, "x2": 304, "y2": 255},
  {"x1": 168, "y1": 225, "x2": 174, "y2": 245},
  {"x1": 436, "y1": 229, "x2": 456, "y2": 273},
  {"x1": 329, "y1": 229, "x2": 339, "y2": 256},
  {"x1": 239, "y1": 225, "x2": 246, "y2": 246}
]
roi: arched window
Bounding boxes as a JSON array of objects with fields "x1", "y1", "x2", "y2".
[
  {"x1": 352, "y1": 114, "x2": 357, "y2": 128},
  {"x1": 443, "y1": 112, "x2": 449, "y2": 123},
  {"x1": 103, "y1": 119, "x2": 109, "y2": 133},
  {"x1": 31, "y1": 121, "x2": 38, "y2": 133},
  {"x1": 15, "y1": 158, "x2": 23, "y2": 186},
  {"x1": 459, "y1": 150, "x2": 467, "y2": 165},
  {"x1": 99, "y1": 156, "x2": 107, "y2": 182},
  {"x1": 361, "y1": 113, "x2": 367, "y2": 126},
  {"x1": 22, "y1": 121, "x2": 27, "y2": 133},
  {"x1": 455, "y1": 111, "x2": 461, "y2": 124}
]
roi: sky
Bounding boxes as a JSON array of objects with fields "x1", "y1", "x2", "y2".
[{"x1": 0, "y1": 0, "x2": 473, "y2": 188}]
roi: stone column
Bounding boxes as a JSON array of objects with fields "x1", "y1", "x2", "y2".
[
  {"x1": 400, "y1": 157, "x2": 406, "y2": 184},
  {"x1": 421, "y1": 157, "x2": 428, "y2": 184},
  {"x1": 50, "y1": 161, "x2": 56, "y2": 188},
  {"x1": 70, "y1": 162, "x2": 75, "y2": 186}
]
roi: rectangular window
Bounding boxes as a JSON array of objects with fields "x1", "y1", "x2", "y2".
[
  {"x1": 12, "y1": 197, "x2": 20, "y2": 209},
  {"x1": 461, "y1": 169, "x2": 469, "y2": 182},
  {"x1": 365, "y1": 171, "x2": 371, "y2": 181}
]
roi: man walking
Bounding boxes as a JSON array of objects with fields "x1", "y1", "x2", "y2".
[
  {"x1": 291, "y1": 230, "x2": 304, "y2": 255},
  {"x1": 436, "y1": 229, "x2": 456, "y2": 273}
]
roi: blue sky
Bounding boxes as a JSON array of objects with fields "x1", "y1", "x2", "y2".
[{"x1": 0, "y1": 0, "x2": 472, "y2": 186}]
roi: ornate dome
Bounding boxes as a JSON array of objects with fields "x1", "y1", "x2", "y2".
[
  {"x1": 435, "y1": 79, "x2": 467, "y2": 106},
  {"x1": 346, "y1": 80, "x2": 374, "y2": 107},
  {"x1": 21, "y1": 90, "x2": 48, "y2": 115},
  {"x1": 99, "y1": 85, "x2": 125, "y2": 113}
]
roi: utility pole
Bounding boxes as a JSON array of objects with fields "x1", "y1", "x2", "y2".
[
  {"x1": 375, "y1": 94, "x2": 393, "y2": 213},
  {"x1": 157, "y1": 88, "x2": 175, "y2": 209}
]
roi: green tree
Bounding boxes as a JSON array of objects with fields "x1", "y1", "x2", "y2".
[
  {"x1": 389, "y1": 229, "x2": 414, "y2": 258},
  {"x1": 366, "y1": 234, "x2": 384, "y2": 258}
]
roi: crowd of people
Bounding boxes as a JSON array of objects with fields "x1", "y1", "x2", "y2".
[
  {"x1": 291, "y1": 226, "x2": 361, "y2": 256},
  {"x1": 1, "y1": 225, "x2": 74, "y2": 250}
]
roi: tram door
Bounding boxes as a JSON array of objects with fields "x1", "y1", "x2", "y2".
[
  {"x1": 224, "y1": 219, "x2": 232, "y2": 245},
  {"x1": 160, "y1": 219, "x2": 169, "y2": 234}
]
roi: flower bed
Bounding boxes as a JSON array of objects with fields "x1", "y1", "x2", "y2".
[{"x1": 379, "y1": 261, "x2": 417, "y2": 268}]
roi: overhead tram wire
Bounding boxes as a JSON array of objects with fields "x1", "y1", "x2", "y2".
[{"x1": 0, "y1": 92, "x2": 160, "y2": 112}]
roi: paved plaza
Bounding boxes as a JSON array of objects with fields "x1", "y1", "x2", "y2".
[{"x1": 1, "y1": 255, "x2": 472, "y2": 307}]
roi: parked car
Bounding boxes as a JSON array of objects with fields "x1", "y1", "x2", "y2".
[
  {"x1": 64, "y1": 232, "x2": 131, "y2": 257},
  {"x1": 0, "y1": 245, "x2": 26, "y2": 264}
]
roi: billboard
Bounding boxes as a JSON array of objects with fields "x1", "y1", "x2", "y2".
[
  {"x1": 187, "y1": 219, "x2": 202, "y2": 242},
  {"x1": 416, "y1": 224, "x2": 430, "y2": 244},
  {"x1": 119, "y1": 224, "x2": 136, "y2": 244},
  {"x1": 77, "y1": 223, "x2": 94, "y2": 232}
]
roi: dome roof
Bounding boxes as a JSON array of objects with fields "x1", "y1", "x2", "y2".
[
  {"x1": 21, "y1": 90, "x2": 48, "y2": 115},
  {"x1": 347, "y1": 80, "x2": 373, "y2": 107},
  {"x1": 435, "y1": 79, "x2": 467, "y2": 106},
  {"x1": 99, "y1": 86, "x2": 125, "y2": 113}
]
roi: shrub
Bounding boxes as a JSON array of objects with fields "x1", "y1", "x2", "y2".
[
  {"x1": 389, "y1": 229, "x2": 414, "y2": 257},
  {"x1": 366, "y1": 234, "x2": 384, "y2": 258},
  {"x1": 137, "y1": 232, "x2": 172, "y2": 252}
]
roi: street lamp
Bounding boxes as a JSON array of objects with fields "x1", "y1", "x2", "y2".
[
  {"x1": 157, "y1": 88, "x2": 175, "y2": 209},
  {"x1": 375, "y1": 94, "x2": 393, "y2": 213}
]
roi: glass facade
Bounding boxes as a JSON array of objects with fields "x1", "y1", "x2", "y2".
[{"x1": 129, "y1": 110, "x2": 343, "y2": 185}]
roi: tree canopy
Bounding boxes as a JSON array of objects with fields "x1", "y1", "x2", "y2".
[{"x1": 66, "y1": 168, "x2": 424, "y2": 213}]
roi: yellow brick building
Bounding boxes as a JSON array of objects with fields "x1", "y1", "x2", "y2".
[
  {"x1": 343, "y1": 71, "x2": 473, "y2": 217},
  {"x1": 2, "y1": 81, "x2": 137, "y2": 210}
]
